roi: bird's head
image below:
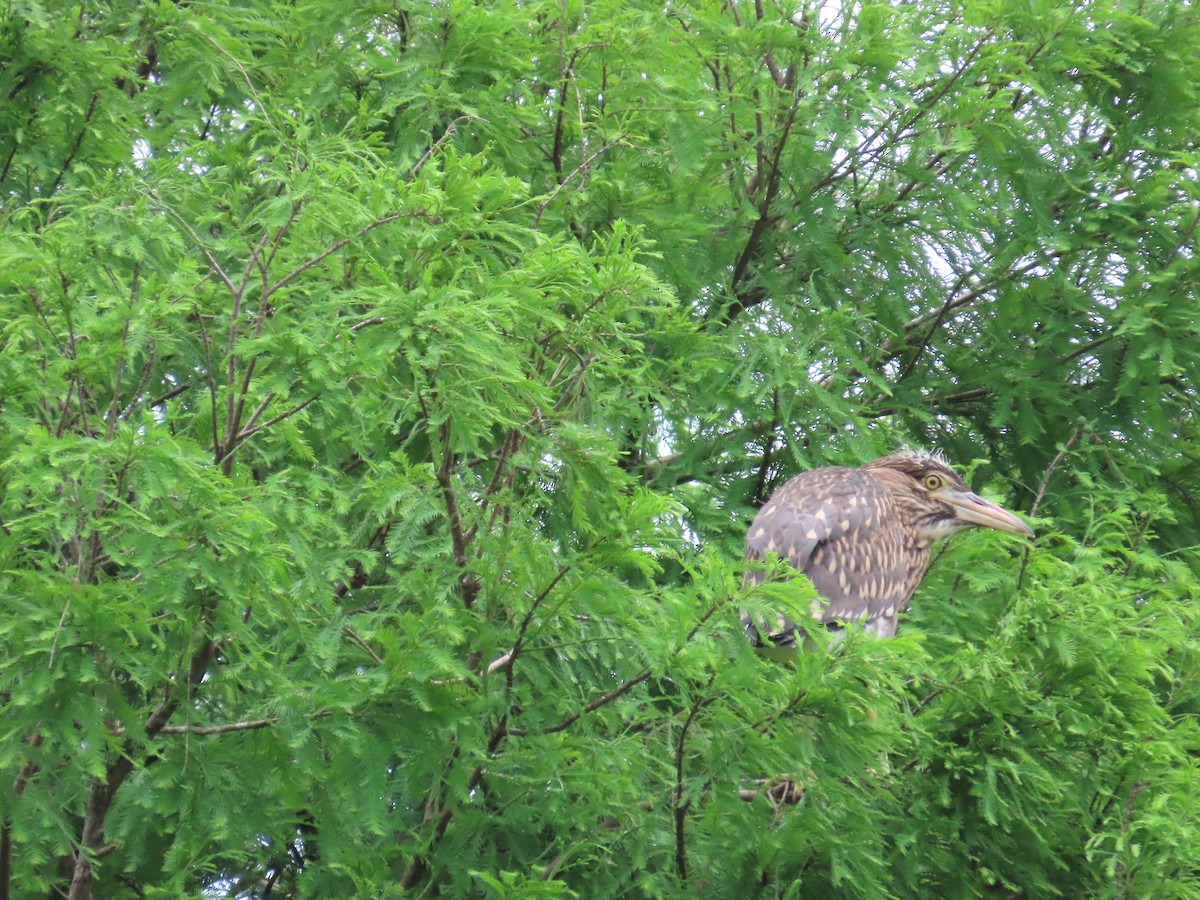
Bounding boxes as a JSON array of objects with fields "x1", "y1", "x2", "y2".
[{"x1": 864, "y1": 451, "x2": 1035, "y2": 545}]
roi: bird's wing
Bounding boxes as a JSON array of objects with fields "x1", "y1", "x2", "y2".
[{"x1": 743, "y1": 467, "x2": 908, "y2": 640}]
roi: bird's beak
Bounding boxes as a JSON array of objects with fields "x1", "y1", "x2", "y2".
[{"x1": 943, "y1": 490, "x2": 1035, "y2": 537}]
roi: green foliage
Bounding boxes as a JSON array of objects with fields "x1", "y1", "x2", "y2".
[{"x1": 2, "y1": 1, "x2": 1199, "y2": 898}]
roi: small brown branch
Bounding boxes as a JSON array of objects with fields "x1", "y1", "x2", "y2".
[
  {"x1": 118, "y1": 344, "x2": 158, "y2": 421},
  {"x1": 1029, "y1": 429, "x2": 1082, "y2": 519},
  {"x1": 1164, "y1": 207, "x2": 1200, "y2": 267},
  {"x1": 51, "y1": 90, "x2": 99, "y2": 195},
  {"x1": 256, "y1": 200, "x2": 304, "y2": 299},
  {"x1": 194, "y1": 313, "x2": 222, "y2": 456},
  {"x1": 752, "y1": 392, "x2": 779, "y2": 506},
  {"x1": 899, "y1": 255, "x2": 1051, "y2": 381},
  {"x1": 750, "y1": 682, "x2": 812, "y2": 734},
  {"x1": 348, "y1": 315, "x2": 386, "y2": 332},
  {"x1": 421, "y1": 390, "x2": 477, "y2": 609},
  {"x1": 70, "y1": 639, "x2": 216, "y2": 900},
  {"x1": 535, "y1": 138, "x2": 623, "y2": 226},
  {"x1": 714, "y1": 90, "x2": 803, "y2": 324},
  {"x1": 539, "y1": 671, "x2": 651, "y2": 735},
  {"x1": 907, "y1": 256, "x2": 1049, "y2": 335},
  {"x1": 222, "y1": 262, "x2": 255, "y2": 460},
  {"x1": 400, "y1": 719, "x2": 508, "y2": 889},
  {"x1": 205, "y1": 36, "x2": 274, "y2": 132},
  {"x1": 238, "y1": 230, "x2": 273, "y2": 321},
  {"x1": 935, "y1": 386, "x2": 992, "y2": 407},
  {"x1": 103, "y1": 265, "x2": 139, "y2": 439},
  {"x1": 1060, "y1": 334, "x2": 1114, "y2": 365},
  {"x1": 237, "y1": 395, "x2": 315, "y2": 441},
  {"x1": 174, "y1": 214, "x2": 238, "y2": 297},
  {"x1": 1017, "y1": 428, "x2": 1082, "y2": 589},
  {"x1": 486, "y1": 651, "x2": 514, "y2": 676},
  {"x1": 334, "y1": 523, "x2": 394, "y2": 598},
  {"x1": 215, "y1": 395, "x2": 318, "y2": 469},
  {"x1": 343, "y1": 627, "x2": 384, "y2": 666},
  {"x1": 485, "y1": 565, "x2": 573, "y2": 676},
  {"x1": 1122, "y1": 780, "x2": 1150, "y2": 832},
  {"x1": 264, "y1": 213, "x2": 408, "y2": 298},
  {"x1": 401, "y1": 591, "x2": 728, "y2": 891},
  {"x1": 236, "y1": 391, "x2": 276, "y2": 439},
  {"x1": 4, "y1": 731, "x2": 43, "y2": 900},
  {"x1": 674, "y1": 679, "x2": 715, "y2": 882},
  {"x1": 1121, "y1": 518, "x2": 1151, "y2": 575},
  {"x1": 409, "y1": 116, "x2": 481, "y2": 180},
  {"x1": 549, "y1": 50, "x2": 579, "y2": 179},
  {"x1": 737, "y1": 777, "x2": 805, "y2": 805},
  {"x1": 158, "y1": 718, "x2": 276, "y2": 736}
]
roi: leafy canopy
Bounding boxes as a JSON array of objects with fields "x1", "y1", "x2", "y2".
[{"x1": 2, "y1": 1, "x2": 1199, "y2": 898}]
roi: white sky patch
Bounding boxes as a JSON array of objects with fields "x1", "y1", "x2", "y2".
[{"x1": 132, "y1": 138, "x2": 152, "y2": 168}]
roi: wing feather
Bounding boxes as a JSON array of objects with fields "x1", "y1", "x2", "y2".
[{"x1": 743, "y1": 466, "x2": 908, "y2": 643}]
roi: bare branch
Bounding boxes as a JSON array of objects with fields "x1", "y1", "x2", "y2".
[
  {"x1": 535, "y1": 138, "x2": 624, "y2": 226},
  {"x1": 486, "y1": 651, "x2": 514, "y2": 676},
  {"x1": 159, "y1": 718, "x2": 276, "y2": 736},
  {"x1": 420, "y1": 389, "x2": 477, "y2": 609},
  {"x1": 154, "y1": 201, "x2": 239, "y2": 298},
  {"x1": 675, "y1": 678, "x2": 715, "y2": 881},
  {"x1": 195, "y1": 313, "x2": 222, "y2": 459},
  {"x1": 69, "y1": 639, "x2": 217, "y2": 900},
  {"x1": 409, "y1": 116, "x2": 481, "y2": 180},
  {"x1": 265, "y1": 213, "x2": 408, "y2": 298},
  {"x1": 485, "y1": 565, "x2": 573, "y2": 676},
  {"x1": 214, "y1": 395, "x2": 318, "y2": 466},
  {"x1": 51, "y1": 90, "x2": 99, "y2": 196},
  {"x1": 539, "y1": 671, "x2": 652, "y2": 735},
  {"x1": 348, "y1": 315, "x2": 386, "y2": 332},
  {"x1": 236, "y1": 390, "x2": 276, "y2": 439},
  {"x1": 343, "y1": 627, "x2": 384, "y2": 666},
  {"x1": 1018, "y1": 428, "x2": 1083, "y2": 589},
  {"x1": 1029, "y1": 429, "x2": 1083, "y2": 519},
  {"x1": 205, "y1": 36, "x2": 275, "y2": 132}
]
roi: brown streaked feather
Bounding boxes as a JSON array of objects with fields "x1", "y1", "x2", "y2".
[{"x1": 743, "y1": 461, "x2": 934, "y2": 644}]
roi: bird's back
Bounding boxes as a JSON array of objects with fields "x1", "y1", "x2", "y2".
[{"x1": 744, "y1": 465, "x2": 929, "y2": 640}]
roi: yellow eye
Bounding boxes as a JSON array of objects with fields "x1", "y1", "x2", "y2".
[{"x1": 923, "y1": 473, "x2": 943, "y2": 491}]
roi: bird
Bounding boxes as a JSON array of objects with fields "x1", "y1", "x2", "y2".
[{"x1": 743, "y1": 450, "x2": 1034, "y2": 645}]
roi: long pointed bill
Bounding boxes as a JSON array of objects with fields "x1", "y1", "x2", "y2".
[{"x1": 943, "y1": 490, "x2": 1035, "y2": 537}]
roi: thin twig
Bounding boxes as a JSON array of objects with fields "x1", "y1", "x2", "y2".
[
  {"x1": 534, "y1": 138, "x2": 623, "y2": 225},
  {"x1": 409, "y1": 116, "x2": 481, "y2": 180},
  {"x1": 236, "y1": 391, "x2": 276, "y2": 439},
  {"x1": 264, "y1": 213, "x2": 407, "y2": 298},
  {"x1": 1018, "y1": 429, "x2": 1083, "y2": 589},
  {"x1": 539, "y1": 671, "x2": 652, "y2": 735},
  {"x1": 216, "y1": 395, "x2": 317, "y2": 465},
  {"x1": 1030, "y1": 429, "x2": 1083, "y2": 519},
  {"x1": 205, "y1": 36, "x2": 275, "y2": 132},
  {"x1": 343, "y1": 627, "x2": 383, "y2": 666},
  {"x1": 674, "y1": 677, "x2": 715, "y2": 881},
  {"x1": 159, "y1": 718, "x2": 276, "y2": 736},
  {"x1": 486, "y1": 565, "x2": 573, "y2": 676}
]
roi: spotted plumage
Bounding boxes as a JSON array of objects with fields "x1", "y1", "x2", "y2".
[{"x1": 743, "y1": 451, "x2": 1033, "y2": 644}]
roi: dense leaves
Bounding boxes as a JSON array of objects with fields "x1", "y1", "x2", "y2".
[{"x1": 2, "y1": 1, "x2": 1198, "y2": 897}]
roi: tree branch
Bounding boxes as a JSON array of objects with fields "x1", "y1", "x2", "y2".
[
  {"x1": 158, "y1": 718, "x2": 276, "y2": 736},
  {"x1": 69, "y1": 638, "x2": 217, "y2": 900},
  {"x1": 674, "y1": 680, "x2": 714, "y2": 882},
  {"x1": 264, "y1": 213, "x2": 410, "y2": 299},
  {"x1": 1017, "y1": 428, "x2": 1083, "y2": 589}
]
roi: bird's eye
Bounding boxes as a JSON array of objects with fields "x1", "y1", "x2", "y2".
[{"x1": 923, "y1": 473, "x2": 943, "y2": 491}]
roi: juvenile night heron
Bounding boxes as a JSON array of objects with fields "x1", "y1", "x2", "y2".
[{"x1": 743, "y1": 450, "x2": 1034, "y2": 645}]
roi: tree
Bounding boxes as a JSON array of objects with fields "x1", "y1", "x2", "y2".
[{"x1": 2, "y1": 1, "x2": 1198, "y2": 897}]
